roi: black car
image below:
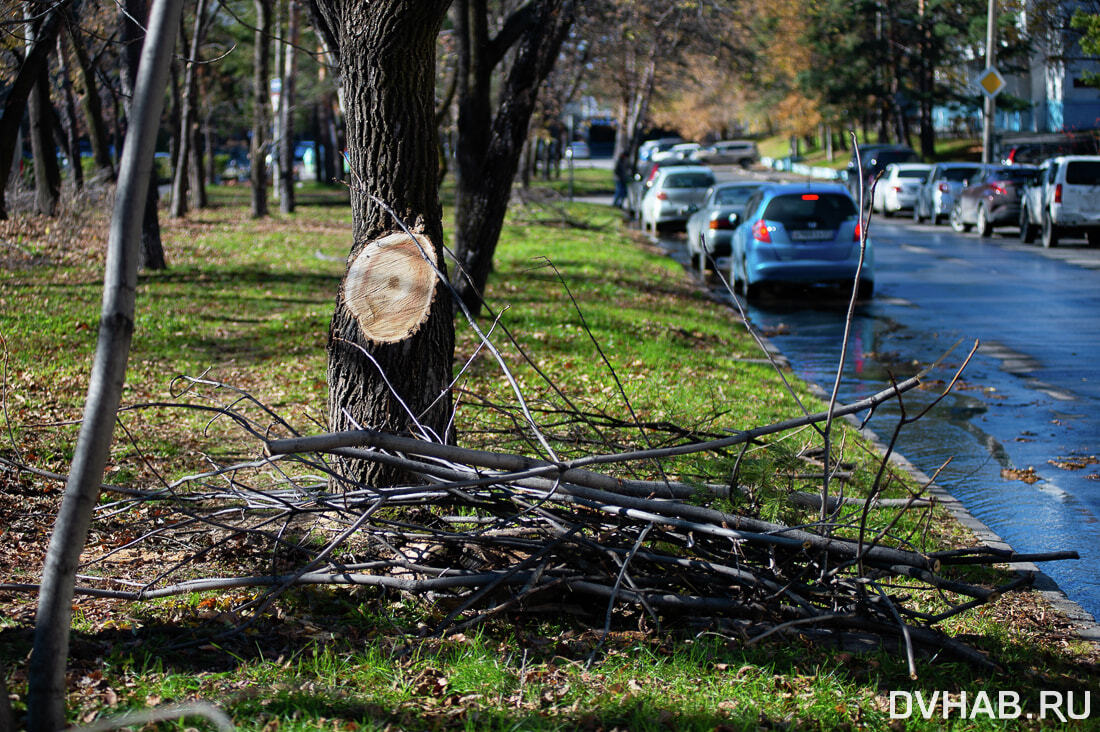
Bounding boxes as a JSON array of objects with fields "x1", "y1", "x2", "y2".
[{"x1": 845, "y1": 145, "x2": 919, "y2": 204}]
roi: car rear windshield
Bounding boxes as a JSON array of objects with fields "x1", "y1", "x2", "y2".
[
  {"x1": 665, "y1": 173, "x2": 715, "y2": 189},
  {"x1": 1065, "y1": 161, "x2": 1100, "y2": 185},
  {"x1": 895, "y1": 168, "x2": 927, "y2": 178},
  {"x1": 942, "y1": 167, "x2": 981, "y2": 181},
  {"x1": 990, "y1": 168, "x2": 1034, "y2": 182},
  {"x1": 763, "y1": 193, "x2": 857, "y2": 228},
  {"x1": 715, "y1": 187, "x2": 758, "y2": 205}
]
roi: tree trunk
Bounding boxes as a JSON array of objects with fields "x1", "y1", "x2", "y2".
[
  {"x1": 278, "y1": 0, "x2": 299, "y2": 213},
  {"x1": 67, "y1": 22, "x2": 116, "y2": 181},
  {"x1": 28, "y1": 25, "x2": 61, "y2": 217},
  {"x1": 309, "y1": 0, "x2": 454, "y2": 487},
  {"x1": 251, "y1": 0, "x2": 272, "y2": 218},
  {"x1": 450, "y1": 0, "x2": 577, "y2": 315},
  {"x1": 0, "y1": 3, "x2": 64, "y2": 219},
  {"x1": 121, "y1": 0, "x2": 168, "y2": 271},
  {"x1": 171, "y1": 0, "x2": 209, "y2": 217},
  {"x1": 56, "y1": 34, "x2": 84, "y2": 191},
  {"x1": 26, "y1": 1, "x2": 183, "y2": 725}
]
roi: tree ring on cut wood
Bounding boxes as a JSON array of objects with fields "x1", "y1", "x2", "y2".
[{"x1": 343, "y1": 232, "x2": 438, "y2": 343}]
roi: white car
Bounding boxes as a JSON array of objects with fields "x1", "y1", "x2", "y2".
[
  {"x1": 1019, "y1": 155, "x2": 1100, "y2": 247},
  {"x1": 651, "y1": 143, "x2": 701, "y2": 163},
  {"x1": 914, "y1": 162, "x2": 985, "y2": 225},
  {"x1": 640, "y1": 165, "x2": 715, "y2": 233},
  {"x1": 872, "y1": 163, "x2": 932, "y2": 216}
]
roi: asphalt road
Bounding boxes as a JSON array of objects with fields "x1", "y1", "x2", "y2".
[{"x1": 658, "y1": 189, "x2": 1100, "y2": 621}]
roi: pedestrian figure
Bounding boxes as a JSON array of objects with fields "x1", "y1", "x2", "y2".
[{"x1": 613, "y1": 152, "x2": 631, "y2": 208}]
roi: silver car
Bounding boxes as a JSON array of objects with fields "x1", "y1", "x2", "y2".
[
  {"x1": 872, "y1": 163, "x2": 932, "y2": 216},
  {"x1": 685, "y1": 181, "x2": 762, "y2": 272},
  {"x1": 913, "y1": 162, "x2": 985, "y2": 225},
  {"x1": 640, "y1": 165, "x2": 715, "y2": 233}
]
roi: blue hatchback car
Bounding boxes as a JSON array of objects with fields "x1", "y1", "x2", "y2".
[{"x1": 729, "y1": 183, "x2": 873, "y2": 300}]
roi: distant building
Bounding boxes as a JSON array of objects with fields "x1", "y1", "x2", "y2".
[{"x1": 1015, "y1": 2, "x2": 1100, "y2": 132}]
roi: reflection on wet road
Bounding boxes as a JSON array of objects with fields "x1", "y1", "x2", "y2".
[{"x1": 661, "y1": 218, "x2": 1100, "y2": 621}]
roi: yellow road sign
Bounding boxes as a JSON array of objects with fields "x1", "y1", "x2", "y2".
[{"x1": 978, "y1": 67, "x2": 1005, "y2": 97}]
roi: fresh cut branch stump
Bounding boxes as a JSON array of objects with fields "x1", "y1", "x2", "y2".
[{"x1": 343, "y1": 232, "x2": 437, "y2": 343}]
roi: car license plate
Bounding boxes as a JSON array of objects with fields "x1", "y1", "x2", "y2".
[{"x1": 790, "y1": 229, "x2": 834, "y2": 241}]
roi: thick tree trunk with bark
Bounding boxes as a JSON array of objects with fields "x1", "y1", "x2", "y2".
[
  {"x1": 309, "y1": 0, "x2": 454, "y2": 487},
  {"x1": 251, "y1": 0, "x2": 272, "y2": 218},
  {"x1": 450, "y1": 0, "x2": 577, "y2": 315},
  {"x1": 121, "y1": 0, "x2": 167, "y2": 270}
]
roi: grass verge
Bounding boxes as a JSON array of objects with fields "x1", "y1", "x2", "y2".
[{"x1": 0, "y1": 181, "x2": 1097, "y2": 729}]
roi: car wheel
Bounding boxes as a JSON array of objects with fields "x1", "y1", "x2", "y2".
[
  {"x1": 744, "y1": 281, "x2": 763, "y2": 301},
  {"x1": 1019, "y1": 208, "x2": 1036, "y2": 244},
  {"x1": 977, "y1": 204, "x2": 992, "y2": 237},
  {"x1": 882, "y1": 205, "x2": 893, "y2": 218},
  {"x1": 913, "y1": 202, "x2": 923, "y2": 223},
  {"x1": 1041, "y1": 212, "x2": 1059, "y2": 249},
  {"x1": 950, "y1": 203, "x2": 971, "y2": 232},
  {"x1": 857, "y1": 279, "x2": 874, "y2": 300},
  {"x1": 1088, "y1": 230, "x2": 1100, "y2": 248}
]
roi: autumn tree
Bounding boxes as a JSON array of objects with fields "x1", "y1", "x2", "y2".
[{"x1": 308, "y1": 0, "x2": 455, "y2": 485}]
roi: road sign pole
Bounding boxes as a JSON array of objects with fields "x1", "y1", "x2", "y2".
[{"x1": 982, "y1": 0, "x2": 997, "y2": 163}]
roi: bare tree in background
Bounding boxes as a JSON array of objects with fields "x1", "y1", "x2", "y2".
[
  {"x1": 251, "y1": 0, "x2": 272, "y2": 218},
  {"x1": 449, "y1": 0, "x2": 577, "y2": 316}
]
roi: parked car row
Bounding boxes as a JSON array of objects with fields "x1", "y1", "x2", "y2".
[{"x1": 629, "y1": 161, "x2": 873, "y2": 301}]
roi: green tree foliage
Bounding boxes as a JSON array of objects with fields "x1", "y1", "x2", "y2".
[{"x1": 1071, "y1": 9, "x2": 1100, "y2": 88}]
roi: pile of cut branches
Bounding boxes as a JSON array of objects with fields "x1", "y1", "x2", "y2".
[{"x1": 8, "y1": 365, "x2": 1074, "y2": 678}]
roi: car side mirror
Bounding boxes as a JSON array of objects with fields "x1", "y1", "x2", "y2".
[{"x1": 688, "y1": 204, "x2": 699, "y2": 213}]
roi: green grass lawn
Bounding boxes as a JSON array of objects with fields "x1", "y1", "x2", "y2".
[{"x1": 1, "y1": 182, "x2": 1097, "y2": 729}]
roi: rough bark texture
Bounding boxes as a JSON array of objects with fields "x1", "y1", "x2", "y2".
[
  {"x1": 121, "y1": 0, "x2": 167, "y2": 270},
  {"x1": 309, "y1": 0, "x2": 454, "y2": 487},
  {"x1": 450, "y1": 0, "x2": 576, "y2": 315},
  {"x1": 250, "y1": 0, "x2": 272, "y2": 218}
]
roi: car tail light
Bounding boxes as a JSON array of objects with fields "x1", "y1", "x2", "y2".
[
  {"x1": 709, "y1": 214, "x2": 736, "y2": 230},
  {"x1": 801, "y1": 194, "x2": 819, "y2": 201},
  {"x1": 990, "y1": 183, "x2": 1007, "y2": 196},
  {"x1": 645, "y1": 167, "x2": 658, "y2": 183},
  {"x1": 1054, "y1": 183, "x2": 1063, "y2": 203},
  {"x1": 891, "y1": 185, "x2": 902, "y2": 193},
  {"x1": 656, "y1": 192, "x2": 669, "y2": 200},
  {"x1": 938, "y1": 183, "x2": 950, "y2": 193},
  {"x1": 752, "y1": 220, "x2": 771, "y2": 243},
  {"x1": 853, "y1": 221, "x2": 862, "y2": 242}
]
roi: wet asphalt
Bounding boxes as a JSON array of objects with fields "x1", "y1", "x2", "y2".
[{"x1": 652, "y1": 202, "x2": 1100, "y2": 621}]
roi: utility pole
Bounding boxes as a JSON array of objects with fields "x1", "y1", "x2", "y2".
[{"x1": 982, "y1": 0, "x2": 997, "y2": 163}]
